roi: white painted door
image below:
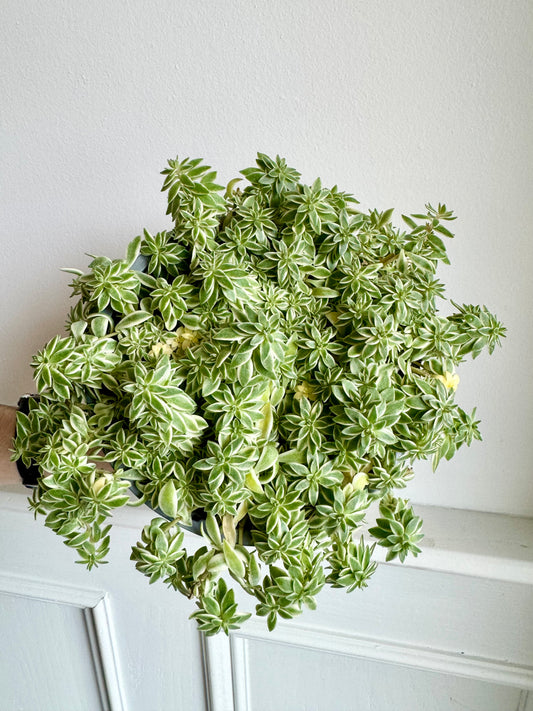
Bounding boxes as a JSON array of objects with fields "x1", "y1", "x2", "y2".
[{"x1": 1, "y1": 484, "x2": 532, "y2": 711}]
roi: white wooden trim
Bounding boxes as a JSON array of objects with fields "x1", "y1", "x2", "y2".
[
  {"x1": 87, "y1": 595, "x2": 127, "y2": 711},
  {"x1": 0, "y1": 572, "x2": 126, "y2": 711},
  {"x1": 361, "y1": 503, "x2": 533, "y2": 587},
  {"x1": 230, "y1": 634, "x2": 251, "y2": 711},
  {"x1": 239, "y1": 619, "x2": 533, "y2": 690},
  {"x1": 4, "y1": 489, "x2": 533, "y2": 710},
  {"x1": 202, "y1": 619, "x2": 533, "y2": 711},
  {"x1": 518, "y1": 690, "x2": 532, "y2": 711},
  {"x1": 0, "y1": 570, "x2": 104, "y2": 607},
  {"x1": 2, "y1": 489, "x2": 533, "y2": 586},
  {"x1": 201, "y1": 630, "x2": 238, "y2": 711}
]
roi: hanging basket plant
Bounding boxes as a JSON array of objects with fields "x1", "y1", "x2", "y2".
[{"x1": 13, "y1": 153, "x2": 505, "y2": 634}]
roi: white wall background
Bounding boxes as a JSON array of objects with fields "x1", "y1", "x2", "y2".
[{"x1": 1, "y1": 0, "x2": 531, "y2": 517}]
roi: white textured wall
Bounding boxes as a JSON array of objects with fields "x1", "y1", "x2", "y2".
[{"x1": 1, "y1": 1, "x2": 531, "y2": 516}]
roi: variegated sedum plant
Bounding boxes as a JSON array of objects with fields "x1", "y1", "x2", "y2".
[{"x1": 13, "y1": 154, "x2": 505, "y2": 635}]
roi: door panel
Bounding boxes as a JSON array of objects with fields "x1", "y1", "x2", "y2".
[
  {"x1": 0, "y1": 491, "x2": 207, "y2": 711},
  {"x1": 2, "y1": 487, "x2": 533, "y2": 711},
  {"x1": 243, "y1": 637, "x2": 525, "y2": 711},
  {"x1": 0, "y1": 593, "x2": 104, "y2": 711}
]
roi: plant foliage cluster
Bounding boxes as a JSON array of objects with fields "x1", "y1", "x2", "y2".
[{"x1": 13, "y1": 154, "x2": 505, "y2": 634}]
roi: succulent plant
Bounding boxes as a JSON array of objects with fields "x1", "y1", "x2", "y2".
[{"x1": 13, "y1": 153, "x2": 505, "y2": 634}]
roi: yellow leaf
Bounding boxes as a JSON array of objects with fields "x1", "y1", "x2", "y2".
[
  {"x1": 246, "y1": 469, "x2": 264, "y2": 494},
  {"x1": 222, "y1": 513, "x2": 236, "y2": 548},
  {"x1": 234, "y1": 500, "x2": 248, "y2": 526},
  {"x1": 258, "y1": 401, "x2": 273, "y2": 439},
  {"x1": 352, "y1": 472, "x2": 369, "y2": 491},
  {"x1": 92, "y1": 475, "x2": 111, "y2": 496}
]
